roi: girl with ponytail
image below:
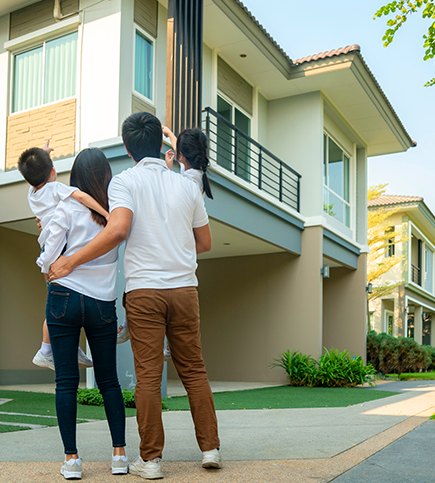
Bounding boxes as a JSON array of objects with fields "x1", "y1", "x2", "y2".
[{"x1": 162, "y1": 126, "x2": 213, "y2": 199}]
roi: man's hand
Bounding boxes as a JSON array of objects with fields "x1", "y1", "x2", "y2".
[
  {"x1": 165, "y1": 150, "x2": 175, "y2": 170},
  {"x1": 48, "y1": 255, "x2": 73, "y2": 281}
]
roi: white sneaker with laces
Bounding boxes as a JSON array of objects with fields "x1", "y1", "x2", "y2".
[
  {"x1": 128, "y1": 455, "x2": 163, "y2": 479},
  {"x1": 77, "y1": 348, "x2": 93, "y2": 368},
  {"x1": 202, "y1": 448, "x2": 222, "y2": 469},
  {"x1": 32, "y1": 350, "x2": 55, "y2": 371},
  {"x1": 111, "y1": 454, "x2": 129, "y2": 475},
  {"x1": 60, "y1": 457, "x2": 82, "y2": 479},
  {"x1": 117, "y1": 324, "x2": 130, "y2": 344}
]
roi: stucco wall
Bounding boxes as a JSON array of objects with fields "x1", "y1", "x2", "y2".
[{"x1": 168, "y1": 227, "x2": 324, "y2": 383}]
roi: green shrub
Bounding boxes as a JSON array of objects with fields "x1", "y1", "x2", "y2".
[
  {"x1": 77, "y1": 388, "x2": 167, "y2": 410},
  {"x1": 271, "y1": 348, "x2": 375, "y2": 388},
  {"x1": 367, "y1": 331, "x2": 431, "y2": 375}
]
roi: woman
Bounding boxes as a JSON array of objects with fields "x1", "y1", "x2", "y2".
[{"x1": 37, "y1": 148, "x2": 127, "y2": 479}]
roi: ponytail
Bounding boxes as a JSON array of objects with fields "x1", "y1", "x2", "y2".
[{"x1": 177, "y1": 129, "x2": 213, "y2": 199}]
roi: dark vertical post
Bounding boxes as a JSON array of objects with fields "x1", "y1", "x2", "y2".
[
  {"x1": 418, "y1": 239, "x2": 422, "y2": 285},
  {"x1": 166, "y1": 0, "x2": 203, "y2": 135},
  {"x1": 258, "y1": 148, "x2": 262, "y2": 190},
  {"x1": 279, "y1": 164, "x2": 283, "y2": 202}
]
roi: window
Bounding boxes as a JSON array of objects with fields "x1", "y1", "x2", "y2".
[
  {"x1": 424, "y1": 246, "x2": 433, "y2": 293},
  {"x1": 12, "y1": 32, "x2": 78, "y2": 113},
  {"x1": 216, "y1": 94, "x2": 251, "y2": 181},
  {"x1": 134, "y1": 27, "x2": 154, "y2": 102},
  {"x1": 385, "y1": 311, "x2": 394, "y2": 335},
  {"x1": 385, "y1": 227, "x2": 395, "y2": 258},
  {"x1": 323, "y1": 134, "x2": 351, "y2": 227}
]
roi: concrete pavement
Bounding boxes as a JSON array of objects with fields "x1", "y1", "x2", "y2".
[{"x1": 1, "y1": 381, "x2": 435, "y2": 482}]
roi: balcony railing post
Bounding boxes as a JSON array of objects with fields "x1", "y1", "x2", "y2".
[
  {"x1": 205, "y1": 109, "x2": 210, "y2": 158},
  {"x1": 258, "y1": 148, "x2": 262, "y2": 190},
  {"x1": 234, "y1": 128, "x2": 238, "y2": 176},
  {"x1": 297, "y1": 176, "x2": 300, "y2": 212},
  {"x1": 279, "y1": 163, "x2": 283, "y2": 202}
]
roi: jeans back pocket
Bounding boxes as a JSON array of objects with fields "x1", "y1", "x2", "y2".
[
  {"x1": 95, "y1": 300, "x2": 117, "y2": 323},
  {"x1": 49, "y1": 290, "x2": 70, "y2": 319}
]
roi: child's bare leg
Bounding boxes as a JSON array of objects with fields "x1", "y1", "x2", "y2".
[{"x1": 42, "y1": 319, "x2": 50, "y2": 344}]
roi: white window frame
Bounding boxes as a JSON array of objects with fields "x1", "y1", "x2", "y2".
[
  {"x1": 408, "y1": 221, "x2": 435, "y2": 295},
  {"x1": 216, "y1": 91, "x2": 252, "y2": 134},
  {"x1": 132, "y1": 24, "x2": 156, "y2": 106},
  {"x1": 9, "y1": 31, "x2": 79, "y2": 116},
  {"x1": 323, "y1": 131, "x2": 353, "y2": 229},
  {"x1": 385, "y1": 310, "x2": 394, "y2": 335}
]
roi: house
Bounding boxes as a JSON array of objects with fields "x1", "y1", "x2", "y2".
[
  {"x1": 368, "y1": 195, "x2": 435, "y2": 346},
  {"x1": 0, "y1": 0, "x2": 414, "y2": 388}
]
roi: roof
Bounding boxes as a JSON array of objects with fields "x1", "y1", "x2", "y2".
[
  {"x1": 368, "y1": 195, "x2": 423, "y2": 208},
  {"x1": 234, "y1": 1, "x2": 415, "y2": 149}
]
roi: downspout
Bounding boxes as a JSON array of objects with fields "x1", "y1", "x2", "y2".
[{"x1": 54, "y1": 0, "x2": 62, "y2": 21}]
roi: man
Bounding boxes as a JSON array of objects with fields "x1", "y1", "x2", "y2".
[{"x1": 49, "y1": 112, "x2": 221, "y2": 479}]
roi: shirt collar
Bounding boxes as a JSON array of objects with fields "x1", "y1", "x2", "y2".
[{"x1": 135, "y1": 157, "x2": 168, "y2": 169}]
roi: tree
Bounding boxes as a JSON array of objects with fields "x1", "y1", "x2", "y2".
[
  {"x1": 374, "y1": 1, "x2": 435, "y2": 86},
  {"x1": 367, "y1": 184, "x2": 406, "y2": 332}
]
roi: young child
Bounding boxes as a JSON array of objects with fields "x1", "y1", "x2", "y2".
[
  {"x1": 18, "y1": 141, "x2": 110, "y2": 371},
  {"x1": 116, "y1": 127, "x2": 213, "y2": 363}
]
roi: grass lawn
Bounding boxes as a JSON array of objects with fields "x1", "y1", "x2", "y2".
[
  {"x1": 0, "y1": 424, "x2": 32, "y2": 433},
  {"x1": 386, "y1": 372, "x2": 435, "y2": 381},
  {"x1": 165, "y1": 385, "x2": 399, "y2": 411},
  {"x1": 0, "y1": 390, "x2": 137, "y2": 422}
]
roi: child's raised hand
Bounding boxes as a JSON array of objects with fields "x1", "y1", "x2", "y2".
[
  {"x1": 165, "y1": 150, "x2": 175, "y2": 170},
  {"x1": 42, "y1": 139, "x2": 54, "y2": 155}
]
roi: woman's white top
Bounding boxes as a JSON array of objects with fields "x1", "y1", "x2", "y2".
[
  {"x1": 27, "y1": 181, "x2": 78, "y2": 248},
  {"x1": 180, "y1": 164, "x2": 203, "y2": 193},
  {"x1": 36, "y1": 197, "x2": 118, "y2": 301}
]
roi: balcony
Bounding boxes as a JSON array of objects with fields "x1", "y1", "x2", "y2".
[
  {"x1": 202, "y1": 107, "x2": 301, "y2": 212},
  {"x1": 411, "y1": 263, "x2": 421, "y2": 285}
]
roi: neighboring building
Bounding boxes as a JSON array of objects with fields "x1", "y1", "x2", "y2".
[
  {"x1": 368, "y1": 195, "x2": 435, "y2": 346},
  {"x1": 0, "y1": 0, "x2": 414, "y2": 387}
]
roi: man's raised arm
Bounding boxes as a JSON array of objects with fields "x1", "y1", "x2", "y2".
[{"x1": 48, "y1": 207, "x2": 133, "y2": 281}]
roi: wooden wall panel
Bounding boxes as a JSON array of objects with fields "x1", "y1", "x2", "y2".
[
  {"x1": 134, "y1": 0, "x2": 158, "y2": 38},
  {"x1": 218, "y1": 57, "x2": 253, "y2": 115}
]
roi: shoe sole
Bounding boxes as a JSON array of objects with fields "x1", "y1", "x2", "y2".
[
  {"x1": 60, "y1": 468, "x2": 82, "y2": 479},
  {"x1": 128, "y1": 467, "x2": 163, "y2": 479},
  {"x1": 32, "y1": 358, "x2": 55, "y2": 371},
  {"x1": 202, "y1": 460, "x2": 222, "y2": 469},
  {"x1": 111, "y1": 467, "x2": 128, "y2": 475}
]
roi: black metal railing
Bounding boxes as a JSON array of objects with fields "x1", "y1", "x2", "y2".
[
  {"x1": 202, "y1": 107, "x2": 301, "y2": 212},
  {"x1": 411, "y1": 263, "x2": 421, "y2": 285}
]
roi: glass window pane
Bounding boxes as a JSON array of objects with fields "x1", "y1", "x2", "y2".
[
  {"x1": 216, "y1": 96, "x2": 233, "y2": 171},
  {"x1": 13, "y1": 46, "x2": 43, "y2": 112},
  {"x1": 344, "y1": 155, "x2": 349, "y2": 202},
  {"x1": 328, "y1": 138, "x2": 344, "y2": 197},
  {"x1": 234, "y1": 108, "x2": 250, "y2": 136},
  {"x1": 327, "y1": 190, "x2": 344, "y2": 224},
  {"x1": 135, "y1": 31, "x2": 153, "y2": 100},
  {"x1": 323, "y1": 134, "x2": 327, "y2": 185},
  {"x1": 45, "y1": 32, "x2": 77, "y2": 104},
  {"x1": 235, "y1": 108, "x2": 250, "y2": 181}
]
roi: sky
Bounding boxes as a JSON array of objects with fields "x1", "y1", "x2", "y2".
[{"x1": 242, "y1": 0, "x2": 435, "y2": 212}]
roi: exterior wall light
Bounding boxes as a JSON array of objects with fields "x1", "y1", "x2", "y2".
[
  {"x1": 366, "y1": 283, "x2": 373, "y2": 294},
  {"x1": 321, "y1": 264, "x2": 330, "y2": 278}
]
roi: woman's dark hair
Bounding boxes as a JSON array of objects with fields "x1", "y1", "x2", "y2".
[
  {"x1": 70, "y1": 148, "x2": 112, "y2": 226},
  {"x1": 176, "y1": 128, "x2": 213, "y2": 199}
]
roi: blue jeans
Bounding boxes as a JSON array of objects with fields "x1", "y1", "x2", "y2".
[{"x1": 46, "y1": 284, "x2": 125, "y2": 454}]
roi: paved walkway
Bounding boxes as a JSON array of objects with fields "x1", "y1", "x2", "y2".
[{"x1": 1, "y1": 381, "x2": 435, "y2": 482}]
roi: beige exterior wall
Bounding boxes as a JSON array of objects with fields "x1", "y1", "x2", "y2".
[
  {"x1": 168, "y1": 227, "x2": 324, "y2": 383},
  {"x1": 322, "y1": 253, "x2": 367, "y2": 360},
  {"x1": 6, "y1": 98, "x2": 76, "y2": 170}
]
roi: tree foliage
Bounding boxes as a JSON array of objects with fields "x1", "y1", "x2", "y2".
[
  {"x1": 374, "y1": 1, "x2": 435, "y2": 86},
  {"x1": 367, "y1": 184, "x2": 405, "y2": 303}
]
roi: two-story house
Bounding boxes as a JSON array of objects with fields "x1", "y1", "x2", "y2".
[
  {"x1": 368, "y1": 195, "x2": 435, "y2": 347},
  {"x1": 0, "y1": 0, "x2": 414, "y2": 388}
]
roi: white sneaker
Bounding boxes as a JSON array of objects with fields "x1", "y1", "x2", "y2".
[
  {"x1": 163, "y1": 348, "x2": 171, "y2": 362},
  {"x1": 202, "y1": 448, "x2": 222, "y2": 469},
  {"x1": 128, "y1": 456, "x2": 163, "y2": 479},
  {"x1": 77, "y1": 348, "x2": 93, "y2": 368},
  {"x1": 111, "y1": 454, "x2": 129, "y2": 475},
  {"x1": 60, "y1": 458, "x2": 82, "y2": 479},
  {"x1": 32, "y1": 350, "x2": 55, "y2": 371},
  {"x1": 117, "y1": 324, "x2": 130, "y2": 344}
]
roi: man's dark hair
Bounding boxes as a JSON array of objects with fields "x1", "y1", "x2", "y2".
[
  {"x1": 18, "y1": 147, "x2": 53, "y2": 187},
  {"x1": 122, "y1": 112, "x2": 162, "y2": 161}
]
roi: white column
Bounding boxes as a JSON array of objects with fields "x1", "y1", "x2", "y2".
[{"x1": 414, "y1": 306, "x2": 423, "y2": 344}]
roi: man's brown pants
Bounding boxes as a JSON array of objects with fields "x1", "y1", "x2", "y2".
[{"x1": 124, "y1": 287, "x2": 220, "y2": 460}]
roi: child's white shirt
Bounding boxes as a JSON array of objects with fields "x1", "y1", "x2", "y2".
[
  {"x1": 27, "y1": 181, "x2": 78, "y2": 248},
  {"x1": 180, "y1": 163, "x2": 203, "y2": 193}
]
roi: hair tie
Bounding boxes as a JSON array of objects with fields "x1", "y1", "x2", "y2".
[{"x1": 203, "y1": 170, "x2": 207, "y2": 174}]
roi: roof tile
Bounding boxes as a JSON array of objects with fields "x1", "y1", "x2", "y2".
[{"x1": 368, "y1": 195, "x2": 423, "y2": 207}]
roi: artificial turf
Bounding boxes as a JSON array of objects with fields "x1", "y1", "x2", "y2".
[
  {"x1": 0, "y1": 424, "x2": 31, "y2": 433},
  {"x1": 165, "y1": 385, "x2": 399, "y2": 411}
]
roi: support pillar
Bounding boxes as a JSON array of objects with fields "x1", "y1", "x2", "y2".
[{"x1": 414, "y1": 306, "x2": 423, "y2": 344}]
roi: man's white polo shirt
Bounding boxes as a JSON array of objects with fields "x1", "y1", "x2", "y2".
[{"x1": 108, "y1": 157, "x2": 209, "y2": 292}]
